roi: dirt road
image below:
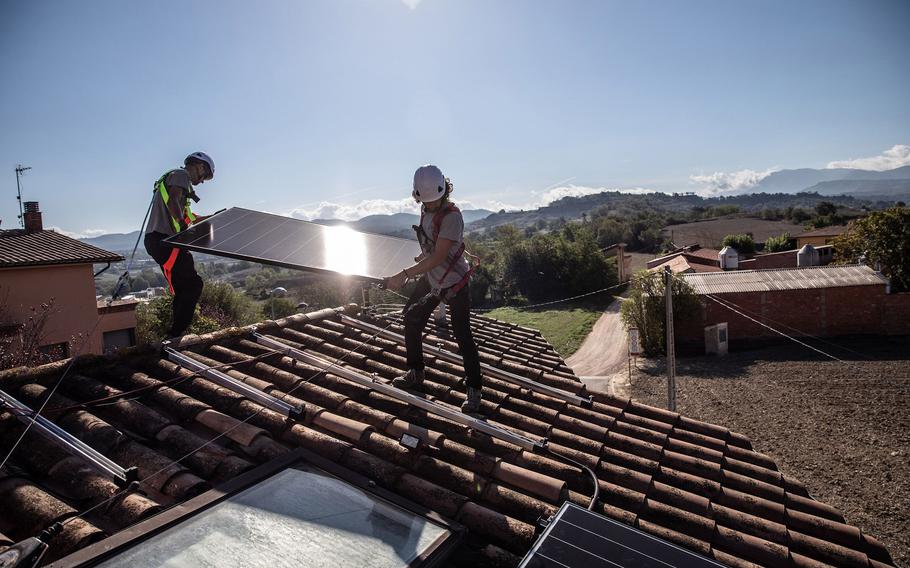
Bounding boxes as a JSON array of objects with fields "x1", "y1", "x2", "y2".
[{"x1": 566, "y1": 294, "x2": 631, "y2": 397}]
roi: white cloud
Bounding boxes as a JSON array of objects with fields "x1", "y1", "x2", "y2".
[
  {"x1": 689, "y1": 168, "x2": 778, "y2": 196},
  {"x1": 47, "y1": 227, "x2": 109, "y2": 239},
  {"x1": 826, "y1": 144, "x2": 910, "y2": 171},
  {"x1": 288, "y1": 198, "x2": 419, "y2": 221},
  {"x1": 401, "y1": 0, "x2": 422, "y2": 8}
]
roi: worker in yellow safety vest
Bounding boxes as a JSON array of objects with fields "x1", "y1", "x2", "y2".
[{"x1": 143, "y1": 152, "x2": 215, "y2": 338}]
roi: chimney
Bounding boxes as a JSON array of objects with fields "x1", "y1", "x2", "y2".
[{"x1": 23, "y1": 201, "x2": 43, "y2": 233}]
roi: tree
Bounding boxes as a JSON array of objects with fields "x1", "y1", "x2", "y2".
[
  {"x1": 0, "y1": 292, "x2": 59, "y2": 370},
  {"x1": 833, "y1": 207, "x2": 910, "y2": 292},
  {"x1": 721, "y1": 233, "x2": 755, "y2": 254},
  {"x1": 764, "y1": 232, "x2": 792, "y2": 253},
  {"x1": 815, "y1": 201, "x2": 838, "y2": 216},
  {"x1": 620, "y1": 270, "x2": 700, "y2": 356},
  {"x1": 790, "y1": 208, "x2": 812, "y2": 224},
  {"x1": 130, "y1": 275, "x2": 150, "y2": 292}
]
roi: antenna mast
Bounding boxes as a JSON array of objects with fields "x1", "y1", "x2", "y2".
[{"x1": 15, "y1": 164, "x2": 32, "y2": 228}]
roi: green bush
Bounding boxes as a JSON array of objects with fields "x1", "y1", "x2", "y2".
[
  {"x1": 198, "y1": 281, "x2": 262, "y2": 327},
  {"x1": 136, "y1": 296, "x2": 220, "y2": 344},
  {"x1": 620, "y1": 270, "x2": 700, "y2": 356},
  {"x1": 764, "y1": 232, "x2": 792, "y2": 253},
  {"x1": 721, "y1": 233, "x2": 756, "y2": 254}
]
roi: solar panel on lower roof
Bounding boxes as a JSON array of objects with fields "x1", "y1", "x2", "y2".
[
  {"x1": 163, "y1": 207, "x2": 421, "y2": 283},
  {"x1": 520, "y1": 502, "x2": 725, "y2": 568}
]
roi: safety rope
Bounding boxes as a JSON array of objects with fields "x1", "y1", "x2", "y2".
[{"x1": 111, "y1": 194, "x2": 155, "y2": 301}]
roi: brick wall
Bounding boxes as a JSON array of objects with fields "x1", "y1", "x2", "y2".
[
  {"x1": 676, "y1": 284, "x2": 910, "y2": 352},
  {"x1": 739, "y1": 250, "x2": 798, "y2": 270}
]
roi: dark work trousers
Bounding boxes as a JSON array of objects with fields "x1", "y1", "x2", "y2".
[
  {"x1": 404, "y1": 277, "x2": 483, "y2": 388},
  {"x1": 144, "y1": 231, "x2": 203, "y2": 337}
]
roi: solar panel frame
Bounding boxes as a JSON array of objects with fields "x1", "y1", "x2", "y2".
[
  {"x1": 520, "y1": 502, "x2": 725, "y2": 568},
  {"x1": 162, "y1": 207, "x2": 422, "y2": 283}
]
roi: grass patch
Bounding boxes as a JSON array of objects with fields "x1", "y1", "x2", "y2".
[{"x1": 484, "y1": 300, "x2": 608, "y2": 357}]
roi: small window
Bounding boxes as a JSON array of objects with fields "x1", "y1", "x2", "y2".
[
  {"x1": 38, "y1": 342, "x2": 69, "y2": 362},
  {"x1": 718, "y1": 328, "x2": 728, "y2": 343},
  {"x1": 103, "y1": 328, "x2": 136, "y2": 354}
]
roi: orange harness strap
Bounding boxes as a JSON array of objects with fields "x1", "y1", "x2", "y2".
[{"x1": 161, "y1": 247, "x2": 180, "y2": 294}]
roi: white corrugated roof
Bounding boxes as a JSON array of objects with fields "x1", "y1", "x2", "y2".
[{"x1": 680, "y1": 264, "x2": 889, "y2": 295}]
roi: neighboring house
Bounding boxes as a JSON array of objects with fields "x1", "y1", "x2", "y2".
[
  {"x1": 0, "y1": 202, "x2": 138, "y2": 363},
  {"x1": 647, "y1": 245, "x2": 722, "y2": 271},
  {"x1": 795, "y1": 225, "x2": 850, "y2": 247},
  {"x1": 649, "y1": 254, "x2": 724, "y2": 274},
  {"x1": 675, "y1": 264, "x2": 910, "y2": 352},
  {"x1": 0, "y1": 306, "x2": 899, "y2": 566}
]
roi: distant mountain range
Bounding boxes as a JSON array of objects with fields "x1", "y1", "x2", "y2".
[
  {"x1": 77, "y1": 166, "x2": 909, "y2": 251},
  {"x1": 314, "y1": 209, "x2": 494, "y2": 238},
  {"x1": 747, "y1": 165, "x2": 910, "y2": 195}
]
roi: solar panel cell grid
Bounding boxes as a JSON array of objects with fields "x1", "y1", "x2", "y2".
[
  {"x1": 164, "y1": 208, "x2": 422, "y2": 283},
  {"x1": 521, "y1": 503, "x2": 724, "y2": 568}
]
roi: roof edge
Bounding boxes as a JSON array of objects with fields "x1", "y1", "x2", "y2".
[{"x1": 0, "y1": 304, "x2": 361, "y2": 384}]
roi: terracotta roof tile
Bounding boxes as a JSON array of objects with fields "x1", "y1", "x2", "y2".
[
  {"x1": 0, "y1": 307, "x2": 898, "y2": 567},
  {"x1": 0, "y1": 229, "x2": 122, "y2": 268}
]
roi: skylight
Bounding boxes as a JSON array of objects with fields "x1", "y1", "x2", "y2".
[{"x1": 50, "y1": 450, "x2": 458, "y2": 568}]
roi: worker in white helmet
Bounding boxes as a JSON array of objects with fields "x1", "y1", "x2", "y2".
[
  {"x1": 385, "y1": 165, "x2": 484, "y2": 414},
  {"x1": 143, "y1": 152, "x2": 215, "y2": 338}
]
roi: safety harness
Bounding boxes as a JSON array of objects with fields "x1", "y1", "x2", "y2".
[
  {"x1": 154, "y1": 172, "x2": 198, "y2": 294},
  {"x1": 414, "y1": 203, "x2": 478, "y2": 300}
]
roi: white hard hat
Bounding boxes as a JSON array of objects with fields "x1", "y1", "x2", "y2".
[
  {"x1": 412, "y1": 164, "x2": 446, "y2": 203},
  {"x1": 185, "y1": 151, "x2": 215, "y2": 179}
]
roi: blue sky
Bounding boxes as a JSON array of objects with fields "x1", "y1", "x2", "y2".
[{"x1": 1, "y1": 0, "x2": 908, "y2": 236}]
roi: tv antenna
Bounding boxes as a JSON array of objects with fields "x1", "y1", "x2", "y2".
[{"x1": 15, "y1": 164, "x2": 32, "y2": 228}]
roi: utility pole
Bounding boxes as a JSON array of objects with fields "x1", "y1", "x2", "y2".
[
  {"x1": 664, "y1": 266, "x2": 677, "y2": 411},
  {"x1": 15, "y1": 164, "x2": 32, "y2": 228}
]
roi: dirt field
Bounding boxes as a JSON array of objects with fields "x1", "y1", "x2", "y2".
[
  {"x1": 630, "y1": 337, "x2": 910, "y2": 566},
  {"x1": 662, "y1": 217, "x2": 807, "y2": 248}
]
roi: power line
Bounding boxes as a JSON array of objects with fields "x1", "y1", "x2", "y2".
[
  {"x1": 707, "y1": 294, "x2": 879, "y2": 361},
  {"x1": 472, "y1": 281, "x2": 628, "y2": 312},
  {"x1": 702, "y1": 293, "x2": 850, "y2": 364}
]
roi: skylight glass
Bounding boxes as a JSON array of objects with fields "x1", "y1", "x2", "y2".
[{"x1": 95, "y1": 462, "x2": 448, "y2": 568}]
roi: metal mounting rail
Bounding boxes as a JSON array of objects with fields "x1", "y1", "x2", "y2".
[
  {"x1": 252, "y1": 332, "x2": 546, "y2": 451},
  {"x1": 0, "y1": 389, "x2": 138, "y2": 486},
  {"x1": 164, "y1": 347, "x2": 303, "y2": 418},
  {"x1": 338, "y1": 314, "x2": 593, "y2": 408}
]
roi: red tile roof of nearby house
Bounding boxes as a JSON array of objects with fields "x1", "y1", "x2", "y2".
[
  {"x1": 647, "y1": 246, "x2": 721, "y2": 270},
  {"x1": 0, "y1": 307, "x2": 897, "y2": 567},
  {"x1": 0, "y1": 230, "x2": 123, "y2": 268},
  {"x1": 650, "y1": 255, "x2": 724, "y2": 275}
]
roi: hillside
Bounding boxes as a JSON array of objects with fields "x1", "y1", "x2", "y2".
[{"x1": 466, "y1": 190, "x2": 870, "y2": 233}]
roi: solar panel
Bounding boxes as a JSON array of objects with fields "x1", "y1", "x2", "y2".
[
  {"x1": 520, "y1": 502, "x2": 725, "y2": 568},
  {"x1": 163, "y1": 207, "x2": 421, "y2": 283}
]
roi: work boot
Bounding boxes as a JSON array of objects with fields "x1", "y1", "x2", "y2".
[
  {"x1": 392, "y1": 368, "x2": 425, "y2": 389},
  {"x1": 461, "y1": 387, "x2": 482, "y2": 414}
]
